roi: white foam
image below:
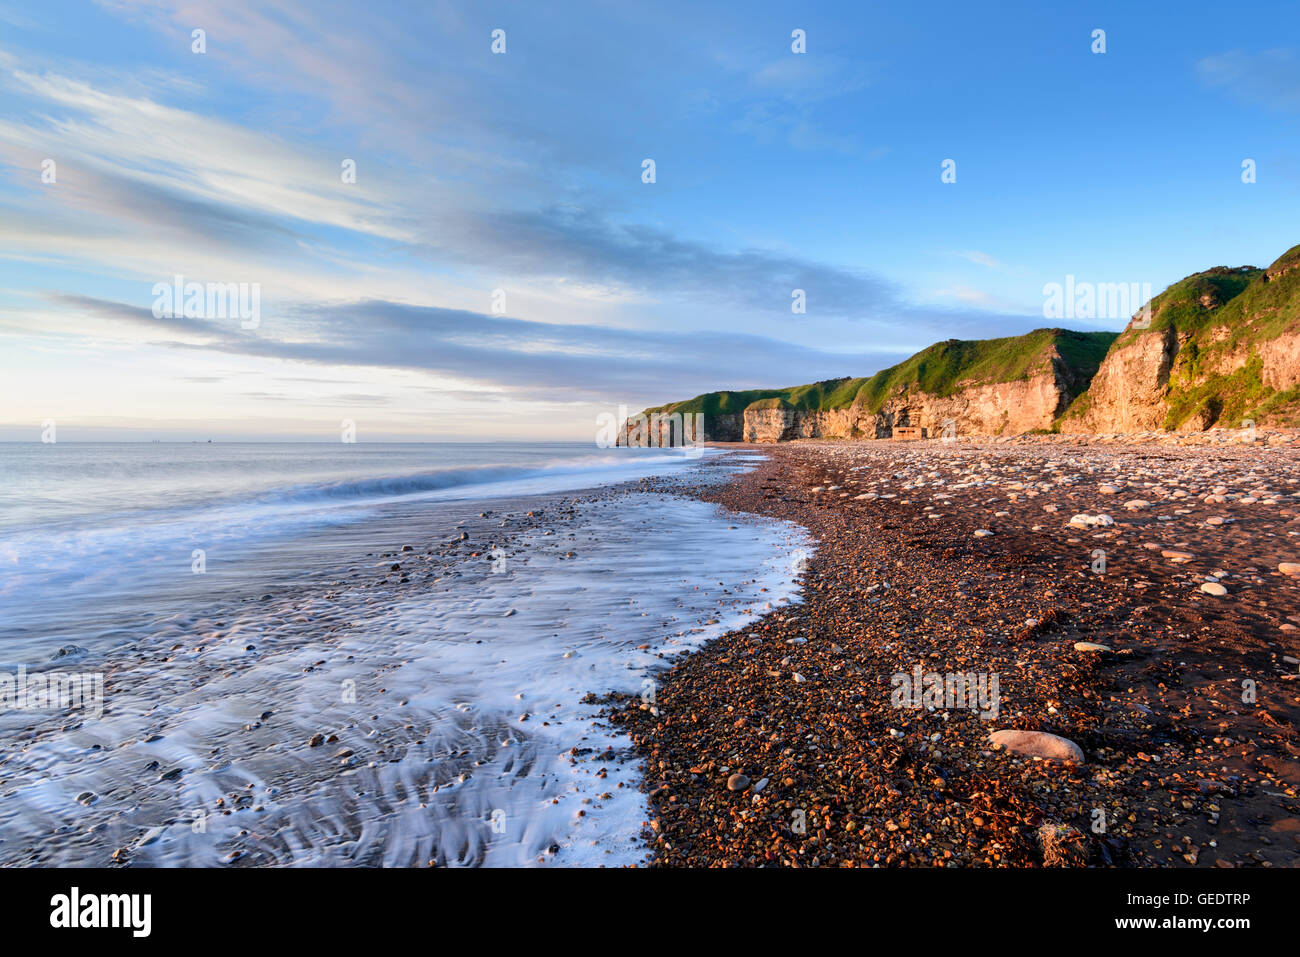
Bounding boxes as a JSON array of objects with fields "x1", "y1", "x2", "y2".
[{"x1": 0, "y1": 489, "x2": 810, "y2": 867}]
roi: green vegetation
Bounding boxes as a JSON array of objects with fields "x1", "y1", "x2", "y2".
[
  {"x1": 1164, "y1": 355, "x2": 1300, "y2": 430},
  {"x1": 744, "y1": 396, "x2": 793, "y2": 411},
  {"x1": 1057, "y1": 388, "x2": 1092, "y2": 424},
  {"x1": 1163, "y1": 354, "x2": 1267, "y2": 430},
  {"x1": 849, "y1": 329, "x2": 1113, "y2": 413},
  {"x1": 645, "y1": 328, "x2": 1117, "y2": 419},
  {"x1": 643, "y1": 378, "x2": 861, "y2": 417},
  {"x1": 1110, "y1": 247, "x2": 1300, "y2": 356},
  {"x1": 1112, "y1": 266, "x2": 1261, "y2": 349},
  {"x1": 1254, "y1": 384, "x2": 1300, "y2": 421}
]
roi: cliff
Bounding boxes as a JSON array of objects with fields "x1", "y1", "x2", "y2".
[
  {"x1": 625, "y1": 242, "x2": 1300, "y2": 444},
  {"x1": 1059, "y1": 244, "x2": 1300, "y2": 433},
  {"x1": 623, "y1": 328, "x2": 1116, "y2": 443}
]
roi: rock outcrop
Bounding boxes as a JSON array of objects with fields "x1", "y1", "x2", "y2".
[
  {"x1": 1061, "y1": 247, "x2": 1300, "y2": 433},
  {"x1": 1059, "y1": 324, "x2": 1179, "y2": 433}
]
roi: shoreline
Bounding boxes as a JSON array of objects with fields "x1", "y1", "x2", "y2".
[
  {"x1": 615, "y1": 440, "x2": 1300, "y2": 867},
  {"x1": 0, "y1": 462, "x2": 808, "y2": 867},
  {"x1": 8, "y1": 439, "x2": 1300, "y2": 868}
]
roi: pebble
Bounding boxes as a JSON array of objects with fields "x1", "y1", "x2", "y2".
[
  {"x1": 989, "y1": 729, "x2": 1085, "y2": 764},
  {"x1": 726, "y1": 773, "x2": 750, "y2": 791},
  {"x1": 1069, "y1": 513, "x2": 1113, "y2": 527}
]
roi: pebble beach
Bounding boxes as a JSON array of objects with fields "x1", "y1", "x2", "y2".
[{"x1": 612, "y1": 436, "x2": 1300, "y2": 867}]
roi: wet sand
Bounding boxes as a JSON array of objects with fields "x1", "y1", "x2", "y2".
[{"x1": 613, "y1": 438, "x2": 1300, "y2": 867}]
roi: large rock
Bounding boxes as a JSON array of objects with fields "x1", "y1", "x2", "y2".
[
  {"x1": 989, "y1": 729, "x2": 1085, "y2": 764},
  {"x1": 1073, "y1": 641, "x2": 1112, "y2": 653}
]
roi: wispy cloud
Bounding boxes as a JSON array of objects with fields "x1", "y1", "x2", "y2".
[
  {"x1": 50, "y1": 292, "x2": 913, "y2": 403},
  {"x1": 1, "y1": 59, "x2": 901, "y2": 321},
  {"x1": 954, "y1": 250, "x2": 1004, "y2": 270},
  {"x1": 434, "y1": 204, "x2": 896, "y2": 319},
  {"x1": 0, "y1": 0, "x2": 1088, "y2": 436},
  {"x1": 1198, "y1": 48, "x2": 1300, "y2": 112}
]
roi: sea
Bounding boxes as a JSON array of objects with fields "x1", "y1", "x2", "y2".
[{"x1": 0, "y1": 442, "x2": 809, "y2": 866}]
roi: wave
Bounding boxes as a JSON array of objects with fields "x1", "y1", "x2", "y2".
[
  {"x1": 254, "y1": 450, "x2": 702, "y2": 509},
  {"x1": 0, "y1": 447, "x2": 713, "y2": 635}
]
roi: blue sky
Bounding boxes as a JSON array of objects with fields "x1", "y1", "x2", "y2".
[{"x1": 1, "y1": 0, "x2": 1298, "y2": 439}]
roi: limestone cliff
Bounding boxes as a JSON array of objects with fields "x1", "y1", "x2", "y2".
[
  {"x1": 1060, "y1": 245, "x2": 1300, "y2": 433},
  {"x1": 623, "y1": 328, "x2": 1115, "y2": 444}
]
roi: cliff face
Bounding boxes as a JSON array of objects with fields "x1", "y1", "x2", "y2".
[
  {"x1": 878, "y1": 372, "x2": 1068, "y2": 435},
  {"x1": 1060, "y1": 247, "x2": 1300, "y2": 433},
  {"x1": 737, "y1": 369, "x2": 1074, "y2": 441},
  {"x1": 623, "y1": 329, "x2": 1114, "y2": 444},
  {"x1": 1059, "y1": 325, "x2": 1178, "y2": 433}
]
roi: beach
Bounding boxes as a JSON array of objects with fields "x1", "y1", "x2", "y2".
[
  {"x1": 5, "y1": 438, "x2": 1300, "y2": 868},
  {"x1": 618, "y1": 438, "x2": 1300, "y2": 867}
]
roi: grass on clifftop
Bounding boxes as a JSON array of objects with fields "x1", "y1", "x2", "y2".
[
  {"x1": 644, "y1": 328, "x2": 1117, "y2": 418},
  {"x1": 643, "y1": 379, "x2": 857, "y2": 417},
  {"x1": 1078, "y1": 243, "x2": 1300, "y2": 429},
  {"x1": 1113, "y1": 245, "x2": 1300, "y2": 351},
  {"x1": 1111, "y1": 267, "x2": 1262, "y2": 349},
  {"x1": 853, "y1": 329, "x2": 1114, "y2": 413}
]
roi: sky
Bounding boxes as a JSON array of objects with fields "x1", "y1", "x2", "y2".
[{"x1": 1, "y1": 0, "x2": 1299, "y2": 441}]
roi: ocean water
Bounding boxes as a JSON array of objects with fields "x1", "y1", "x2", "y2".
[
  {"x1": 0, "y1": 442, "x2": 707, "y2": 653},
  {"x1": 0, "y1": 442, "x2": 809, "y2": 866}
]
